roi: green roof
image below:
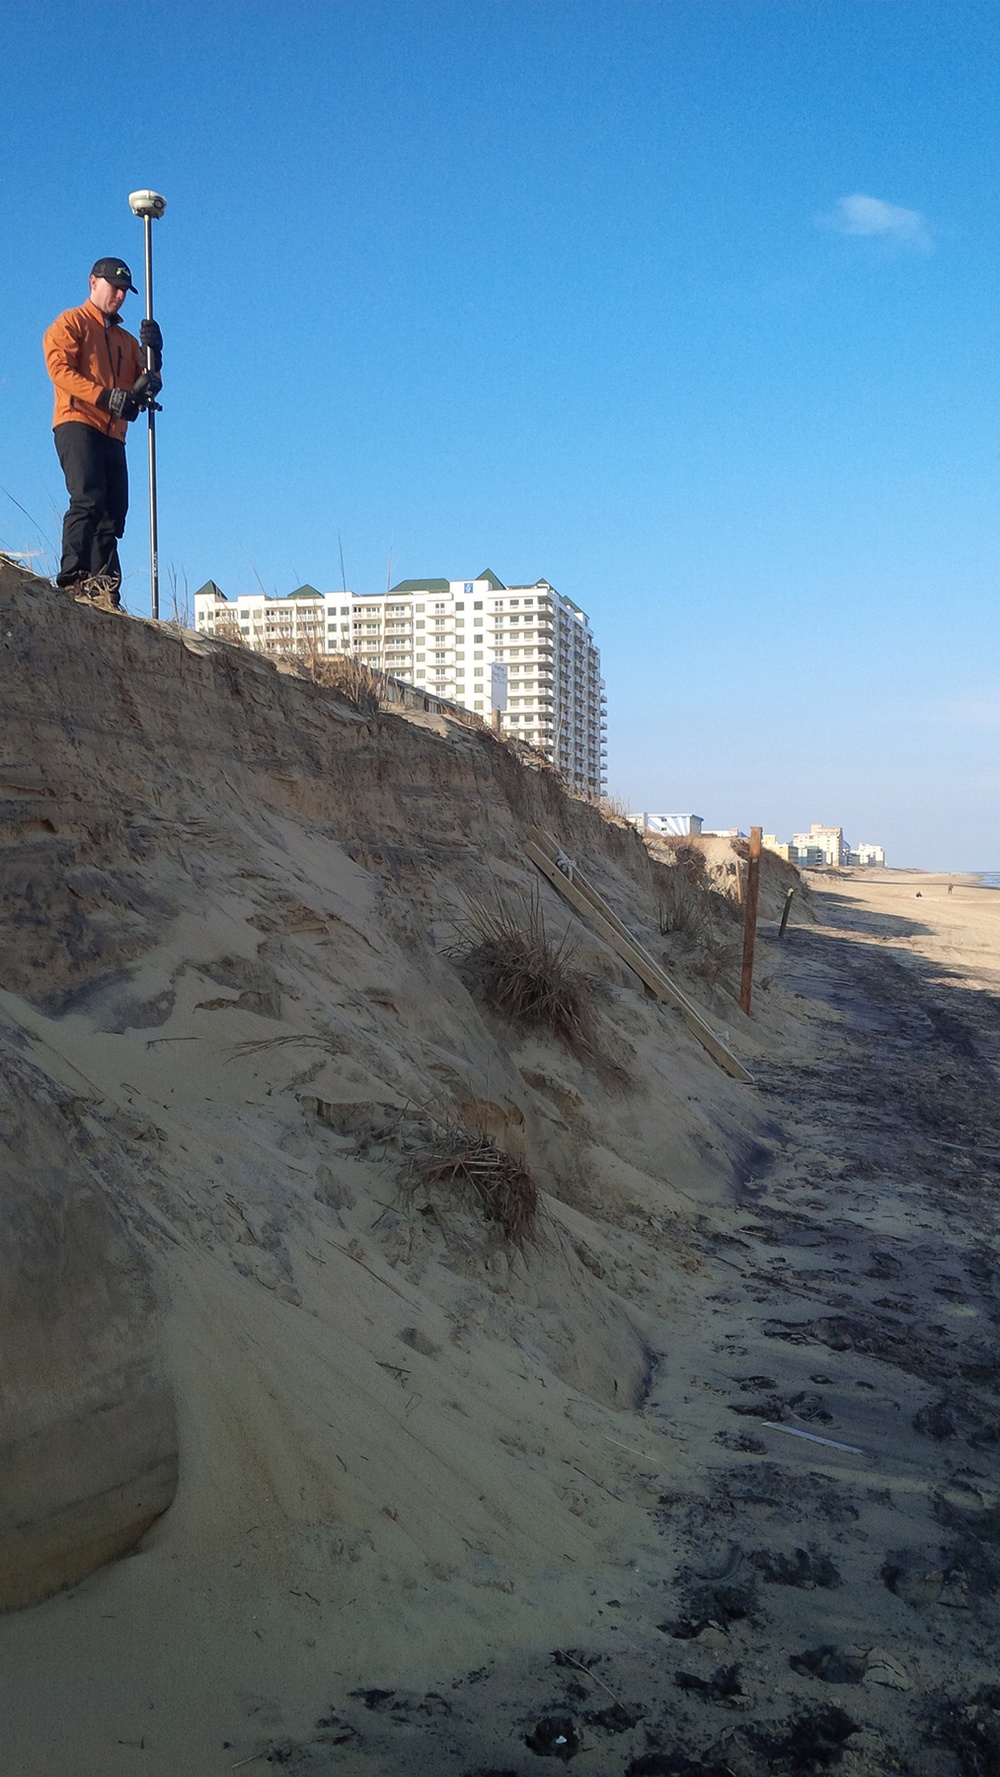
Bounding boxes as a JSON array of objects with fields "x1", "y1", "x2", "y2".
[
  {"x1": 287, "y1": 584, "x2": 323, "y2": 600},
  {"x1": 388, "y1": 570, "x2": 508, "y2": 594},
  {"x1": 194, "y1": 579, "x2": 226, "y2": 600}
]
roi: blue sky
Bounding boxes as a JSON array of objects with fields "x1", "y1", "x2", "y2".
[{"x1": 2, "y1": 1, "x2": 997, "y2": 868}]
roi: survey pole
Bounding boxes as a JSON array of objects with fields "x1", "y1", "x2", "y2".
[{"x1": 128, "y1": 190, "x2": 167, "y2": 618}]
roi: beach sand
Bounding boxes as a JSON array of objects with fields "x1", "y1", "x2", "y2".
[{"x1": 2, "y1": 562, "x2": 999, "y2": 1775}]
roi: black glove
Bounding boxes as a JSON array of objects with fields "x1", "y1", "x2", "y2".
[
  {"x1": 132, "y1": 369, "x2": 163, "y2": 403},
  {"x1": 140, "y1": 318, "x2": 163, "y2": 369},
  {"x1": 100, "y1": 386, "x2": 142, "y2": 422}
]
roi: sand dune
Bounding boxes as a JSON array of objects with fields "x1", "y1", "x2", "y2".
[{"x1": 2, "y1": 561, "x2": 999, "y2": 1775}]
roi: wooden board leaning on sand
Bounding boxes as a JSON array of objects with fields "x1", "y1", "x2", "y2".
[{"x1": 524, "y1": 826, "x2": 753, "y2": 1085}]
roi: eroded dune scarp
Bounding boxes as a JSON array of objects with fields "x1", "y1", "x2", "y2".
[{"x1": 2, "y1": 561, "x2": 999, "y2": 1776}]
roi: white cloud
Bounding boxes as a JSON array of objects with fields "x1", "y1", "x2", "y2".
[{"x1": 819, "y1": 193, "x2": 933, "y2": 252}]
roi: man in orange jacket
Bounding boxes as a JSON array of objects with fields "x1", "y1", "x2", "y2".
[{"x1": 43, "y1": 258, "x2": 162, "y2": 609}]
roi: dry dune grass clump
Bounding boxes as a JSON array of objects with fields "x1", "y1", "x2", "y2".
[
  {"x1": 305, "y1": 652, "x2": 386, "y2": 718},
  {"x1": 209, "y1": 608, "x2": 248, "y2": 646},
  {"x1": 450, "y1": 890, "x2": 595, "y2": 1056},
  {"x1": 657, "y1": 855, "x2": 741, "y2": 990},
  {"x1": 402, "y1": 1126, "x2": 539, "y2": 1248},
  {"x1": 657, "y1": 866, "x2": 717, "y2": 947}
]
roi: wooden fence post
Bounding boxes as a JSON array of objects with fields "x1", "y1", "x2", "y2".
[
  {"x1": 739, "y1": 827, "x2": 763, "y2": 1016},
  {"x1": 778, "y1": 887, "x2": 795, "y2": 939}
]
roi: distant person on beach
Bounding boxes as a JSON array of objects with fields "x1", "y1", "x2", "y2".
[{"x1": 43, "y1": 259, "x2": 162, "y2": 611}]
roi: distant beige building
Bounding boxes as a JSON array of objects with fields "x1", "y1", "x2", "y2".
[
  {"x1": 790, "y1": 824, "x2": 848, "y2": 867},
  {"x1": 775, "y1": 824, "x2": 886, "y2": 867}
]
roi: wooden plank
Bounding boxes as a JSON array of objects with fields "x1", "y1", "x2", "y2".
[
  {"x1": 527, "y1": 827, "x2": 728, "y2": 1030},
  {"x1": 524, "y1": 838, "x2": 751, "y2": 1082},
  {"x1": 529, "y1": 826, "x2": 650, "y2": 954},
  {"x1": 525, "y1": 840, "x2": 688, "y2": 1012},
  {"x1": 523, "y1": 837, "x2": 752, "y2": 1083}
]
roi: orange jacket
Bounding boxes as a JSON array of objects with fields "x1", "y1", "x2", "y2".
[{"x1": 43, "y1": 300, "x2": 145, "y2": 441}]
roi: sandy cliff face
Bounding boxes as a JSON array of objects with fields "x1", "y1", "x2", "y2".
[
  {"x1": 0, "y1": 1037, "x2": 177, "y2": 1609},
  {"x1": 0, "y1": 563, "x2": 793, "y2": 1764},
  {"x1": 5, "y1": 565, "x2": 1000, "y2": 1777}
]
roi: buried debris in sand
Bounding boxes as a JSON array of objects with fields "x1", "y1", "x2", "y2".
[{"x1": 760, "y1": 1422, "x2": 866, "y2": 1455}]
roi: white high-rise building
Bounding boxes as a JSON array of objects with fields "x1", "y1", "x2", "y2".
[{"x1": 193, "y1": 570, "x2": 607, "y2": 797}]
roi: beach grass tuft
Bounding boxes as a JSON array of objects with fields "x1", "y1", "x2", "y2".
[
  {"x1": 402, "y1": 1126, "x2": 539, "y2": 1248},
  {"x1": 450, "y1": 889, "x2": 594, "y2": 1054}
]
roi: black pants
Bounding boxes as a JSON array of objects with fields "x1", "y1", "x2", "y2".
[{"x1": 53, "y1": 422, "x2": 129, "y2": 593}]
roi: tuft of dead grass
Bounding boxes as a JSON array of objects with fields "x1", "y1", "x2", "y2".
[
  {"x1": 402, "y1": 1128, "x2": 538, "y2": 1248},
  {"x1": 658, "y1": 868, "x2": 715, "y2": 947},
  {"x1": 450, "y1": 890, "x2": 594, "y2": 1055},
  {"x1": 303, "y1": 652, "x2": 385, "y2": 718},
  {"x1": 210, "y1": 611, "x2": 248, "y2": 647},
  {"x1": 657, "y1": 864, "x2": 741, "y2": 990}
]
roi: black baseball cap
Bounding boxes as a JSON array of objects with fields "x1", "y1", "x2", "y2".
[{"x1": 91, "y1": 257, "x2": 138, "y2": 293}]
